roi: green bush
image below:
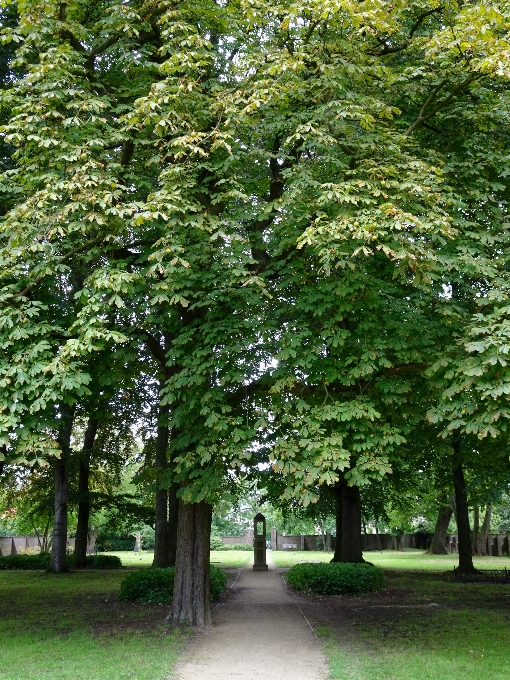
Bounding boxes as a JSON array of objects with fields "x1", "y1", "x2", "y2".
[
  {"x1": 95, "y1": 531, "x2": 136, "y2": 552},
  {"x1": 210, "y1": 536, "x2": 224, "y2": 550},
  {"x1": 216, "y1": 543, "x2": 253, "y2": 551},
  {"x1": 210, "y1": 564, "x2": 227, "y2": 597},
  {"x1": 119, "y1": 565, "x2": 227, "y2": 603},
  {"x1": 0, "y1": 552, "x2": 52, "y2": 570},
  {"x1": 85, "y1": 554, "x2": 122, "y2": 569},
  {"x1": 286, "y1": 562, "x2": 385, "y2": 595}
]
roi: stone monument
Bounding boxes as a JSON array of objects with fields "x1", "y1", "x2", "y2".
[{"x1": 253, "y1": 512, "x2": 268, "y2": 571}]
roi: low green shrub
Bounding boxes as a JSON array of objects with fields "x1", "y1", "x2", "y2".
[
  {"x1": 0, "y1": 552, "x2": 52, "y2": 570},
  {"x1": 210, "y1": 536, "x2": 224, "y2": 550},
  {"x1": 95, "y1": 531, "x2": 136, "y2": 552},
  {"x1": 286, "y1": 562, "x2": 385, "y2": 595},
  {"x1": 119, "y1": 565, "x2": 227, "y2": 603},
  {"x1": 216, "y1": 543, "x2": 253, "y2": 551},
  {"x1": 85, "y1": 554, "x2": 122, "y2": 569}
]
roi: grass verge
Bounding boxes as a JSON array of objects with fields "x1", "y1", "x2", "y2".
[
  {"x1": 303, "y1": 571, "x2": 510, "y2": 680},
  {"x1": 0, "y1": 569, "x2": 187, "y2": 680}
]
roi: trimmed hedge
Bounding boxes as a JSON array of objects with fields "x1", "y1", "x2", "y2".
[
  {"x1": 0, "y1": 552, "x2": 52, "y2": 570},
  {"x1": 85, "y1": 554, "x2": 122, "y2": 569},
  {"x1": 0, "y1": 552, "x2": 122, "y2": 570},
  {"x1": 285, "y1": 562, "x2": 385, "y2": 595},
  {"x1": 216, "y1": 543, "x2": 253, "y2": 551},
  {"x1": 119, "y1": 565, "x2": 227, "y2": 604}
]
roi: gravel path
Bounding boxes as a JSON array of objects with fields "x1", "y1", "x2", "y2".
[{"x1": 173, "y1": 552, "x2": 327, "y2": 680}]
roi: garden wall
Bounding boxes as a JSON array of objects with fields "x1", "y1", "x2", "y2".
[
  {"x1": 269, "y1": 529, "x2": 510, "y2": 555},
  {"x1": 0, "y1": 533, "x2": 97, "y2": 556},
  {"x1": 221, "y1": 528, "x2": 253, "y2": 545}
]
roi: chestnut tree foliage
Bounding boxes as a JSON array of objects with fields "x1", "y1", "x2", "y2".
[{"x1": 1, "y1": 0, "x2": 510, "y2": 619}]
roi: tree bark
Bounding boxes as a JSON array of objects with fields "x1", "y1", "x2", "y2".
[
  {"x1": 166, "y1": 498, "x2": 213, "y2": 628},
  {"x1": 478, "y1": 505, "x2": 492, "y2": 556},
  {"x1": 167, "y1": 482, "x2": 179, "y2": 566},
  {"x1": 51, "y1": 405, "x2": 75, "y2": 573},
  {"x1": 428, "y1": 497, "x2": 453, "y2": 555},
  {"x1": 341, "y1": 480, "x2": 364, "y2": 562},
  {"x1": 471, "y1": 503, "x2": 480, "y2": 555},
  {"x1": 330, "y1": 478, "x2": 343, "y2": 562},
  {"x1": 452, "y1": 442, "x2": 475, "y2": 572},
  {"x1": 153, "y1": 397, "x2": 171, "y2": 568},
  {"x1": 74, "y1": 417, "x2": 99, "y2": 569}
]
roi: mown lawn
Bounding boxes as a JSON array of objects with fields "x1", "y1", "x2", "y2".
[
  {"x1": 104, "y1": 549, "x2": 252, "y2": 569},
  {"x1": 274, "y1": 550, "x2": 510, "y2": 680},
  {"x1": 0, "y1": 569, "x2": 186, "y2": 680},
  {"x1": 271, "y1": 548, "x2": 510, "y2": 571}
]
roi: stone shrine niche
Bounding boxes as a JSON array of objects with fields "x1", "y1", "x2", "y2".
[{"x1": 253, "y1": 512, "x2": 268, "y2": 571}]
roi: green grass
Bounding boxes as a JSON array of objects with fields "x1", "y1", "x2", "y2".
[
  {"x1": 0, "y1": 569, "x2": 187, "y2": 680},
  {"x1": 320, "y1": 573, "x2": 510, "y2": 680},
  {"x1": 103, "y1": 549, "x2": 252, "y2": 569},
  {"x1": 271, "y1": 548, "x2": 510, "y2": 570},
  {"x1": 274, "y1": 551, "x2": 510, "y2": 680},
  {"x1": 209, "y1": 550, "x2": 252, "y2": 568}
]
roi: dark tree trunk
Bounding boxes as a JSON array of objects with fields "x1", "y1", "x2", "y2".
[
  {"x1": 330, "y1": 478, "x2": 343, "y2": 562},
  {"x1": 51, "y1": 405, "x2": 75, "y2": 573},
  {"x1": 153, "y1": 397, "x2": 171, "y2": 568},
  {"x1": 471, "y1": 503, "x2": 480, "y2": 555},
  {"x1": 167, "y1": 482, "x2": 179, "y2": 566},
  {"x1": 74, "y1": 417, "x2": 99, "y2": 569},
  {"x1": 166, "y1": 498, "x2": 212, "y2": 628},
  {"x1": 452, "y1": 447, "x2": 475, "y2": 572},
  {"x1": 341, "y1": 480, "x2": 364, "y2": 562},
  {"x1": 428, "y1": 498, "x2": 453, "y2": 555},
  {"x1": 478, "y1": 505, "x2": 492, "y2": 556}
]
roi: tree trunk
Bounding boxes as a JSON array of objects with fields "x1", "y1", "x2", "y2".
[
  {"x1": 428, "y1": 498, "x2": 453, "y2": 555},
  {"x1": 166, "y1": 498, "x2": 212, "y2": 628},
  {"x1": 341, "y1": 478, "x2": 364, "y2": 562},
  {"x1": 74, "y1": 417, "x2": 99, "y2": 569},
  {"x1": 167, "y1": 482, "x2": 179, "y2": 566},
  {"x1": 471, "y1": 503, "x2": 480, "y2": 555},
  {"x1": 330, "y1": 478, "x2": 343, "y2": 562},
  {"x1": 51, "y1": 405, "x2": 75, "y2": 573},
  {"x1": 478, "y1": 505, "x2": 492, "y2": 556},
  {"x1": 153, "y1": 397, "x2": 171, "y2": 568},
  {"x1": 452, "y1": 451, "x2": 475, "y2": 572}
]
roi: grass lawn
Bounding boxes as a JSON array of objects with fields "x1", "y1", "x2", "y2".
[
  {"x1": 271, "y1": 548, "x2": 510, "y2": 571},
  {"x1": 103, "y1": 550, "x2": 252, "y2": 569},
  {"x1": 0, "y1": 569, "x2": 186, "y2": 680},
  {"x1": 274, "y1": 550, "x2": 510, "y2": 680},
  {"x1": 0, "y1": 550, "x2": 250, "y2": 680},
  {"x1": 320, "y1": 573, "x2": 510, "y2": 680}
]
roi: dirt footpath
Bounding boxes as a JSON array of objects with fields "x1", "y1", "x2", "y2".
[{"x1": 173, "y1": 553, "x2": 327, "y2": 680}]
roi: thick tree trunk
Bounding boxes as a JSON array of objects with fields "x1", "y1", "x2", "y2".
[
  {"x1": 166, "y1": 498, "x2": 212, "y2": 628},
  {"x1": 167, "y1": 482, "x2": 179, "y2": 566},
  {"x1": 74, "y1": 417, "x2": 99, "y2": 569},
  {"x1": 153, "y1": 398, "x2": 171, "y2": 568},
  {"x1": 330, "y1": 478, "x2": 343, "y2": 562},
  {"x1": 51, "y1": 406, "x2": 75, "y2": 573},
  {"x1": 428, "y1": 498, "x2": 453, "y2": 555},
  {"x1": 341, "y1": 480, "x2": 364, "y2": 562},
  {"x1": 452, "y1": 452, "x2": 475, "y2": 572},
  {"x1": 478, "y1": 505, "x2": 492, "y2": 556}
]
